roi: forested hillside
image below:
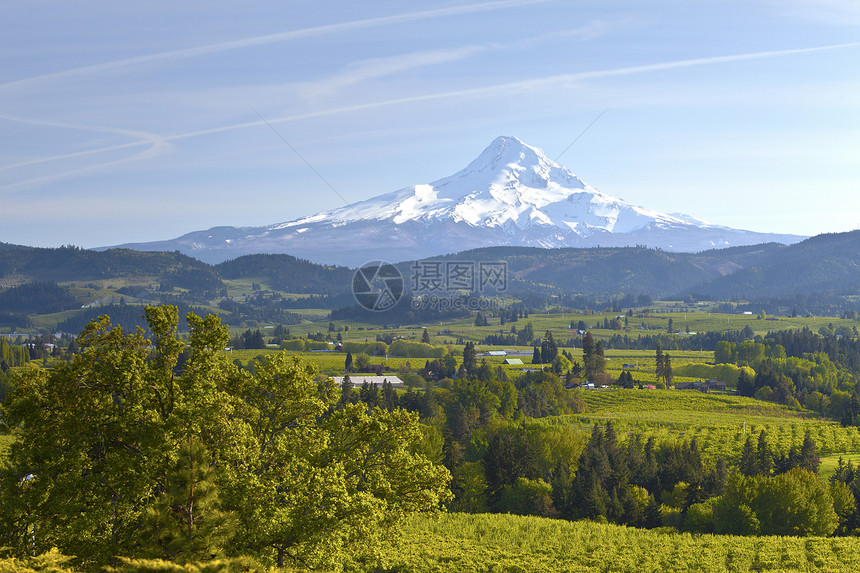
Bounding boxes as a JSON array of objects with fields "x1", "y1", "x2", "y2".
[
  {"x1": 214, "y1": 253, "x2": 352, "y2": 295},
  {"x1": 2, "y1": 231, "x2": 860, "y2": 327},
  {"x1": 686, "y1": 231, "x2": 860, "y2": 298}
]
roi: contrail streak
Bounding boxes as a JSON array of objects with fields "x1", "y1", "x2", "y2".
[
  {"x1": 3, "y1": 40, "x2": 858, "y2": 191},
  {"x1": 0, "y1": 0, "x2": 549, "y2": 93}
]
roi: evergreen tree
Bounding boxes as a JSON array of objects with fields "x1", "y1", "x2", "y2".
[
  {"x1": 344, "y1": 351, "x2": 353, "y2": 372},
  {"x1": 482, "y1": 426, "x2": 537, "y2": 508},
  {"x1": 655, "y1": 347, "x2": 665, "y2": 383},
  {"x1": 595, "y1": 341, "x2": 606, "y2": 374},
  {"x1": 241, "y1": 328, "x2": 267, "y2": 350},
  {"x1": 550, "y1": 461, "x2": 574, "y2": 518},
  {"x1": 799, "y1": 431, "x2": 821, "y2": 473},
  {"x1": 756, "y1": 430, "x2": 773, "y2": 476},
  {"x1": 517, "y1": 322, "x2": 534, "y2": 346},
  {"x1": 340, "y1": 374, "x2": 356, "y2": 404},
  {"x1": 737, "y1": 369, "x2": 755, "y2": 397},
  {"x1": 582, "y1": 332, "x2": 597, "y2": 380},
  {"x1": 422, "y1": 328, "x2": 430, "y2": 344},
  {"x1": 462, "y1": 341, "x2": 478, "y2": 376},
  {"x1": 703, "y1": 457, "x2": 729, "y2": 497},
  {"x1": 740, "y1": 435, "x2": 757, "y2": 476},
  {"x1": 141, "y1": 438, "x2": 235, "y2": 562},
  {"x1": 380, "y1": 379, "x2": 399, "y2": 411},
  {"x1": 532, "y1": 346, "x2": 542, "y2": 364},
  {"x1": 360, "y1": 380, "x2": 379, "y2": 407},
  {"x1": 540, "y1": 330, "x2": 558, "y2": 364}
]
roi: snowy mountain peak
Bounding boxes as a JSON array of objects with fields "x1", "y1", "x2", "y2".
[
  {"x1": 435, "y1": 135, "x2": 586, "y2": 197},
  {"x1": 462, "y1": 135, "x2": 550, "y2": 174},
  {"x1": 112, "y1": 136, "x2": 806, "y2": 265},
  {"x1": 276, "y1": 136, "x2": 688, "y2": 234}
]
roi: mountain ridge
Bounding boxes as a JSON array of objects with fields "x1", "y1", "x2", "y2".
[{"x1": 1, "y1": 232, "x2": 859, "y2": 324}]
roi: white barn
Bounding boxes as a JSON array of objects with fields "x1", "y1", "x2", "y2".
[{"x1": 332, "y1": 375, "x2": 405, "y2": 388}]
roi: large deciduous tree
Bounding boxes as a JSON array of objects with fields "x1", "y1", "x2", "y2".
[{"x1": 0, "y1": 306, "x2": 451, "y2": 569}]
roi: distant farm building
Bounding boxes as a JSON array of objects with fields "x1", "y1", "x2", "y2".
[
  {"x1": 332, "y1": 375, "x2": 405, "y2": 388},
  {"x1": 503, "y1": 358, "x2": 524, "y2": 365},
  {"x1": 676, "y1": 379, "x2": 726, "y2": 393}
]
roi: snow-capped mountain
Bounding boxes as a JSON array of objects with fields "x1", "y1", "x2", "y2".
[{"x1": 112, "y1": 136, "x2": 804, "y2": 265}]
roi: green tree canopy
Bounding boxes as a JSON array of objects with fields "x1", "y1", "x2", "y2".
[{"x1": 0, "y1": 305, "x2": 451, "y2": 570}]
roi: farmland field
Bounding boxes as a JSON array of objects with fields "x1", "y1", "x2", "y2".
[
  {"x1": 389, "y1": 512, "x2": 860, "y2": 572},
  {"x1": 544, "y1": 390, "x2": 860, "y2": 464}
]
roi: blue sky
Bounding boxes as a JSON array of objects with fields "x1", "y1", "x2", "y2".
[{"x1": 2, "y1": 0, "x2": 858, "y2": 249}]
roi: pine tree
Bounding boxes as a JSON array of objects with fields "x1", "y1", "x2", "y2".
[
  {"x1": 422, "y1": 328, "x2": 430, "y2": 344},
  {"x1": 799, "y1": 431, "x2": 821, "y2": 473},
  {"x1": 532, "y1": 346, "x2": 542, "y2": 364},
  {"x1": 344, "y1": 351, "x2": 353, "y2": 372},
  {"x1": 462, "y1": 341, "x2": 478, "y2": 376},
  {"x1": 381, "y1": 379, "x2": 399, "y2": 411},
  {"x1": 756, "y1": 430, "x2": 773, "y2": 476},
  {"x1": 340, "y1": 374, "x2": 356, "y2": 404},
  {"x1": 551, "y1": 461, "x2": 574, "y2": 519},
  {"x1": 582, "y1": 332, "x2": 596, "y2": 380},
  {"x1": 540, "y1": 330, "x2": 558, "y2": 363},
  {"x1": 142, "y1": 438, "x2": 235, "y2": 562},
  {"x1": 595, "y1": 341, "x2": 606, "y2": 374},
  {"x1": 655, "y1": 347, "x2": 665, "y2": 383},
  {"x1": 360, "y1": 380, "x2": 379, "y2": 406},
  {"x1": 737, "y1": 369, "x2": 755, "y2": 397},
  {"x1": 740, "y1": 435, "x2": 757, "y2": 476}
]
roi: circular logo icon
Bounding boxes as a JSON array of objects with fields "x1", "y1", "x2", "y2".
[{"x1": 352, "y1": 261, "x2": 404, "y2": 311}]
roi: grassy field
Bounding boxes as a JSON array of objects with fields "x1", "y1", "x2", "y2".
[
  {"x1": 388, "y1": 512, "x2": 860, "y2": 572},
  {"x1": 228, "y1": 349, "x2": 423, "y2": 377},
  {"x1": 340, "y1": 308, "x2": 860, "y2": 345},
  {"x1": 544, "y1": 390, "x2": 860, "y2": 465},
  {"x1": 820, "y1": 453, "x2": 860, "y2": 483},
  {"x1": 222, "y1": 345, "x2": 711, "y2": 383}
]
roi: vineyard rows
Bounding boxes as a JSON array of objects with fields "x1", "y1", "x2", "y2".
[
  {"x1": 541, "y1": 390, "x2": 860, "y2": 464},
  {"x1": 392, "y1": 512, "x2": 860, "y2": 572}
]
